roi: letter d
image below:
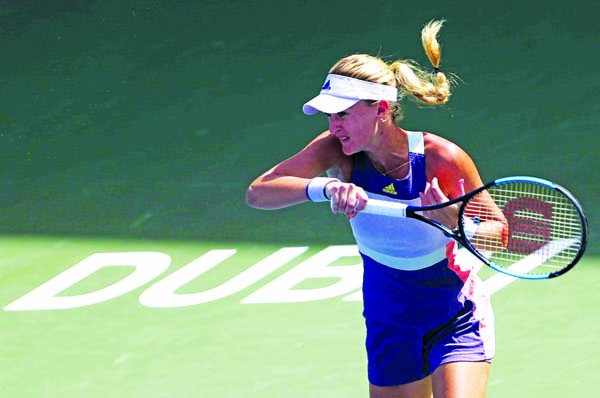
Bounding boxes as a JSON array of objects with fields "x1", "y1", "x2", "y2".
[{"x1": 4, "y1": 252, "x2": 170, "y2": 311}]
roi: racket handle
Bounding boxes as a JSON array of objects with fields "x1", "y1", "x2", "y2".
[{"x1": 362, "y1": 199, "x2": 408, "y2": 218}]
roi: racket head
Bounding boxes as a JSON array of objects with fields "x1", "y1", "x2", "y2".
[{"x1": 457, "y1": 176, "x2": 587, "y2": 280}]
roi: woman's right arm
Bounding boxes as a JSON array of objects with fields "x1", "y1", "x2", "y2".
[{"x1": 246, "y1": 131, "x2": 349, "y2": 210}]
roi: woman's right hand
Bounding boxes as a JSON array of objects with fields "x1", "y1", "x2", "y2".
[{"x1": 326, "y1": 181, "x2": 369, "y2": 219}]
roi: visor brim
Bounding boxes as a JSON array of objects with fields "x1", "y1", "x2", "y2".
[{"x1": 302, "y1": 94, "x2": 360, "y2": 115}]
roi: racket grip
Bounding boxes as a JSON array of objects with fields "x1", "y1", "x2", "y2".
[{"x1": 362, "y1": 199, "x2": 408, "y2": 218}]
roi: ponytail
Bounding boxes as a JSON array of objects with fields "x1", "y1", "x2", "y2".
[
  {"x1": 391, "y1": 20, "x2": 452, "y2": 106},
  {"x1": 326, "y1": 19, "x2": 454, "y2": 122}
]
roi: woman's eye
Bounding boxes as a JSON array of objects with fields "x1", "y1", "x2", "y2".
[{"x1": 325, "y1": 112, "x2": 347, "y2": 119}]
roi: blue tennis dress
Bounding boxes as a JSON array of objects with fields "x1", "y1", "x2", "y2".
[{"x1": 348, "y1": 131, "x2": 495, "y2": 386}]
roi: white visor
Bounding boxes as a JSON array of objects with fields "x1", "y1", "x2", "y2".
[{"x1": 302, "y1": 74, "x2": 398, "y2": 115}]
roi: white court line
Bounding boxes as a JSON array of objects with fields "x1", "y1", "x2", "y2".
[
  {"x1": 457, "y1": 239, "x2": 578, "y2": 294},
  {"x1": 482, "y1": 238, "x2": 579, "y2": 294}
]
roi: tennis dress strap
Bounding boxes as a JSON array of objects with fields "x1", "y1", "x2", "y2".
[{"x1": 408, "y1": 128, "x2": 425, "y2": 154}]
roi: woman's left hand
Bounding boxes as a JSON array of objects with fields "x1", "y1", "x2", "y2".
[{"x1": 419, "y1": 177, "x2": 466, "y2": 229}]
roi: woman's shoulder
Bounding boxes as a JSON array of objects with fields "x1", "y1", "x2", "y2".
[
  {"x1": 306, "y1": 131, "x2": 354, "y2": 180},
  {"x1": 422, "y1": 132, "x2": 467, "y2": 164},
  {"x1": 307, "y1": 131, "x2": 346, "y2": 159},
  {"x1": 422, "y1": 131, "x2": 482, "y2": 195}
]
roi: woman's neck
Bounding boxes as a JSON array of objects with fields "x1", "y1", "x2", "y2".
[{"x1": 365, "y1": 126, "x2": 409, "y2": 176}]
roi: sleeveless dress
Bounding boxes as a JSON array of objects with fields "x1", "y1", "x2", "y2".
[{"x1": 347, "y1": 131, "x2": 495, "y2": 386}]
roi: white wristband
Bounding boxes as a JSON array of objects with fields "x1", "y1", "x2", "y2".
[
  {"x1": 462, "y1": 216, "x2": 480, "y2": 240},
  {"x1": 306, "y1": 177, "x2": 340, "y2": 202}
]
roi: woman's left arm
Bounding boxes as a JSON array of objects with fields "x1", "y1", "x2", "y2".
[
  {"x1": 424, "y1": 133, "x2": 484, "y2": 199},
  {"x1": 420, "y1": 134, "x2": 484, "y2": 228},
  {"x1": 422, "y1": 134, "x2": 508, "y2": 248}
]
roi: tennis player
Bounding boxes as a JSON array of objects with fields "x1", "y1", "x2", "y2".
[{"x1": 246, "y1": 20, "x2": 494, "y2": 398}]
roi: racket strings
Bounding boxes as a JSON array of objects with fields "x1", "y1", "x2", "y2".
[{"x1": 461, "y1": 182, "x2": 584, "y2": 276}]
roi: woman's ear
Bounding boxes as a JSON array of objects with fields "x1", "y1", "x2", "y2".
[{"x1": 376, "y1": 100, "x2": 390, "y2": 117}]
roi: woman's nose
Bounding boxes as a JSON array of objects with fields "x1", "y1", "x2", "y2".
[{"x1": 329, "y1": 117, "x2": 342, "y2": 133}]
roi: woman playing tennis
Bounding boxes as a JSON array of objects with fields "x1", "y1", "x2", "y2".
[{"x1": 246, "y1": 20, "x2": 495, "y2": 398}]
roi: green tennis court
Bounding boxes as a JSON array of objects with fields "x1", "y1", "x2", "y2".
[
  {"x1": 1, "y1": 236, "x2": 598, "y2": 397},
  {"x1": 1, "y1": 1, "x2": 598, "y2": 397}
]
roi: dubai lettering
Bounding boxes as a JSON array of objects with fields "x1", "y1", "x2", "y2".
[
  {"x1": 4, "y1": 245, "x2": 363, "y2": 311},
  {"x1": 3, "y1": 245, "x2": 521, "y2": 311}
]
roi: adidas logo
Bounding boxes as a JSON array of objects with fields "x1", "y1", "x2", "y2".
[
  {"x1": 382, "y1": 183, "x2": 397, "y2": 195},
  {"x1": 322, "y1": 80, "x2": 331, "y2": 90}
]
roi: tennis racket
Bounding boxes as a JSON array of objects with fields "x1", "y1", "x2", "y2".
[{"x1": 357, "y1": 176, "x2": 588, "y2": 280}]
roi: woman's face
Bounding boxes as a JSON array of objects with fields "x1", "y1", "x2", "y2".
[{"x1": 326, "y1": 100, "x2": 380, "y2": 155}]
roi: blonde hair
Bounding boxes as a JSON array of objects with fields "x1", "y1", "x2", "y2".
[{"x1": 329, "y1": 19, "x2": 452, "y2": 121}]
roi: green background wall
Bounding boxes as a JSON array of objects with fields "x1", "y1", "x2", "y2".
[{"x1": 1, "y1": 0, "x2": 597, "y2": 252}]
